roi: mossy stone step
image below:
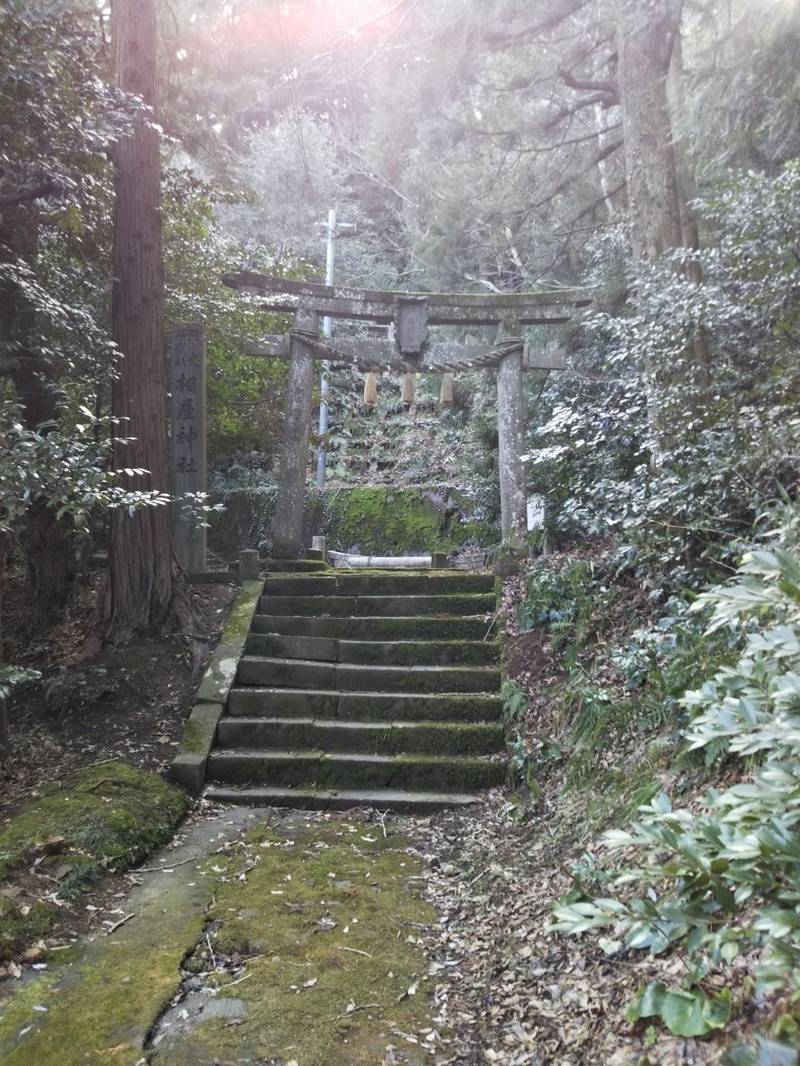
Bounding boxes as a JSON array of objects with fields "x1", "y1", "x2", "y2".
[
  {"x1": 258, "y1": 593, "x2": 496, "y2": 617},
  {"x1": 244, "y1": 633, "x2": 499, "y2": 667},
  {"x1": 207, "y1": 749, "x2": 506, "y2": 790},
  {"x1": 261, "y1": 558, "x2": 329, "y2": 573},
  {"x1": 200, "y1": 566, "x2": 504, "y2": 809},
  {"x1": 263, "y1": 571, "x2": 493, "y2": 597},
  {"x1": 203, "y1": 785, "x2": 480, "y2": 813},
  {"x1": 227, "y1": 687, "x2": 502, "y2": 722},
  {"x1": 252, "y1": 614, "x2": 493, "y2": 640},
  {"x1": 217, "y1": 717, "x2": 505, "y2": 756},
  {"x1": 237, "y1": 657, "x2": 500, "y2": 694}
]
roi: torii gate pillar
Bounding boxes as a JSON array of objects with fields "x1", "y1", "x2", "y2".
[
  {"x1": 497, "y1": 345, "x2": 527, "y2": 545},
  {"x1": 222, "y1": 274, "x2": 587, "y2": 557},
  {"x1": 271, "y1": 311, "x2": 317, "y2": 557}
]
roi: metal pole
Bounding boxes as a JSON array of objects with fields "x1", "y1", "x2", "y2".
[{"x1": 315, "y1": 209, "x2": 336, "y2": 491}]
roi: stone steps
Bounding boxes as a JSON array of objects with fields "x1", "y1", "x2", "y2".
[
  {"x1": 244, "y1": 633, "x2": 499, "y2": 666},
  {"x1": 236, "y1": 657, "x2": 501, "y2": 693},
  {"x1": 251, "y1": 614, "x2": 492, "y2": 640},
  {"x1": 217, "y1": 716, "x2": 505, "y2": 755},
  {"x1": 257, "y1": 593, "x2": 497, "y2": 617},
  {"x1": 203, "y1": 785, "x2": 480, "y2": 813},
  {"x1": 207, "y1": 749, "x2": 506, "y2": 790},
  {"x1": 226, "y1": 688, "x2": 502, "y2": 722},
  {"x1": 263, "y1": 572, "x2": 494, "y2": 596},
  {"x1": 204, "y1": 568, "x2": 507, "y2": 812}
]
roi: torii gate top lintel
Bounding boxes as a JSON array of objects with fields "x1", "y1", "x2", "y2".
[
  {"x1": 223, "y1": 270, "x2": 590, "y2": 321},
  {"x1": 223, "y1": 270, "x2": 591, "y2": 557}
]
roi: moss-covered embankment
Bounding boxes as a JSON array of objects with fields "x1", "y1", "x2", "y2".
[
  {"x1": 0, "y1": 762, "x2": 189, "y2": 964},
  {"x1": 208, "y1": 483, "x2": 499, "y2": 559}
]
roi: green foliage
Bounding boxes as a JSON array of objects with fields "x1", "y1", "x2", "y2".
[
  {"x1": 527, "y1": 164, "x2": 800, "y2": 593},
  {"x1": 626, "y1": 980, "x2": 731, "y2": 1038},
  {"x1": 207, "y1": 461, "x2": 279, "y2": 558},
  {"x1": 551, "y1": 542, "x2": 800, "y2": 1033},
  {"x1": 0, "y1": 401, "x2": 171, "y2": 535},
  {"x1": 501, "y1": 680, "x2": 527, "y2": 725},
  {"x1": 162, "y1": 170, "x2": 299, "y2": 462},
  {"x1": 517, "y1": 561, "x2": 606, "y2": 667},
  {"x1": 0, "y1": 666, "x2": 41, "y2": 703}
]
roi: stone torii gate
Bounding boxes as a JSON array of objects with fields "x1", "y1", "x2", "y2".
[{"x1": 223, "y1": 272, "x2": 590, "y2": 558}]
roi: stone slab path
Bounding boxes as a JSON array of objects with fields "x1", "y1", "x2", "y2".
[{"x1": 0, "y1": 805, "x2": 436, "y2": 1066}]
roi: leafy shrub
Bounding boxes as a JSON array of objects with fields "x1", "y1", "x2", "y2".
[
  {"x1": 526, "y1": 164, "x2": 800, "y2": 594},
  {"x1": 551, "y1": 545, "x2": 800, "y2": 1034}
]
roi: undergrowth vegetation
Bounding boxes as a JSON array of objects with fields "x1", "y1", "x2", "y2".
[
  {"x1": 551, "y1": 540, "x2": 800, "y2": 1050},
  {"x1": 505, "y1": 507, "x2": 800, "y2": 1058}
]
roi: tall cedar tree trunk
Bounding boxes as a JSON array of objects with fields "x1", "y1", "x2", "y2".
[
  {"x1": 0, "y1": 202, "x2": 80, "y2": 622},
  {"x1": 617, "y1": 0, "x2": 684, "y2": 261},
  {"x1": 616, "y1": 0, "x2": 696, "y2": 453},
  {"x1": 669, "y1": 30, "x2": 712, "y2": 370},
  {"x1": 108, "y1": 0, "x2": 186, "y2": 638},
  {"x1": 0, "y1": 530, "x2": 8, "y2": 761}
]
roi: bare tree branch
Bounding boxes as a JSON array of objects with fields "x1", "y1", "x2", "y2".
[
  {"x1": 484, "y1": 0, "x2": 590, "y2": 50},
  {"x1": 532, "y1": 138, "x2": 623, "y2": 209},
  {"x1": 557, "y1": 66, "x2": 619, "y2": 101},
  {"x1": 546, "y1": 91, "x2": 618, "y2": 128}
]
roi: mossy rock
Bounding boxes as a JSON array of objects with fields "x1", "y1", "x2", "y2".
[
  {"x1": 0, "y1": 816, "x2": 435, "y2": 1066},
  {"x1": 157, "y1": 821, "x2": 434, "y2": 1065},
  {"x1": 322, "y1": 485, "x2": 497, "y2": 556},
  {"x1": 0, "y1": 763, "x2": 189, "y2": 887},
  {"x1": 0, "y1": 763, "x2": 188, "y2": 967}
]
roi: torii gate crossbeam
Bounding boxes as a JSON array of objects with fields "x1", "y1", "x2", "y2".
[{"x1": 223, "y1": 273, "x2": 590, "y2": 557}]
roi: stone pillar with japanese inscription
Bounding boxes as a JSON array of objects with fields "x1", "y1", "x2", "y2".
[{"x1": 169, "y1": 324, "x2": 207, "y2": 572}]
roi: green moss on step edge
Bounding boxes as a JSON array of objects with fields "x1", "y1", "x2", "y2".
[
  {"x1": 178, "y1": 704, "x2": 224, "y2": 758},
  {"x1": 0, "y1": 762, "x2": 189, "y2": 957},
  {"x1": 195, "y1": 581, "x2": 264, "y2": 705},
  {"x1": 219, "y1": 580, "x2": 263, "y2": 646}
]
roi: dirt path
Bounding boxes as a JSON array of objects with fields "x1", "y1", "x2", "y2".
[{"x1": 0, "y1": 804, "x2": 437, "y2": 1066}]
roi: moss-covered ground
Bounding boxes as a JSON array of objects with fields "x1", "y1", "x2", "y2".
[
  {"x1": 0, "y1": 762, "x2": 189, "y2": 962},
  {"x1": 156, "y1": 819, "x2": 434, "y2": 1065},
  {"x1": 0, "y1": 811, "x2": 436, "y2": 1066}
]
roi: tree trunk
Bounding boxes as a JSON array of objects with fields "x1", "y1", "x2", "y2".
[
  {"x1": 0, "y1": 530, "x2": 8, "y2": 762},
  {"x1": 107, "y1": 0, "x2": 187, "y2": 638},
  {"x1": 668, "y1": 28, "x2": 712, "y2": 372},
  {"x1": 0, "y1": 202, "x2": 81, "y2": 621},
  {"x1": 616, "y1": 0, "x2": 684, "y2": 262},
  {"x1": 617, "y1": 0, "x2": 692, "y2": 455}
]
